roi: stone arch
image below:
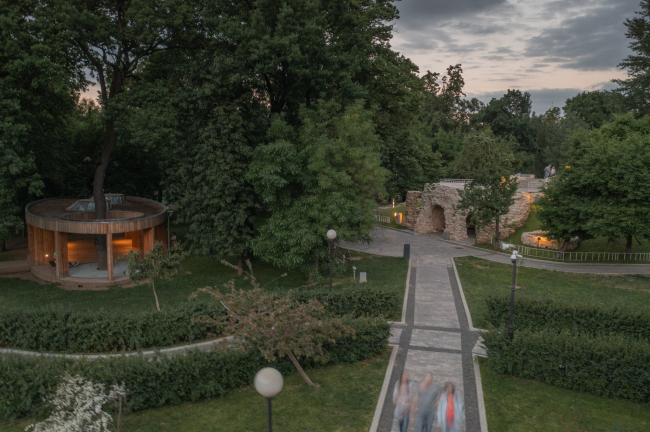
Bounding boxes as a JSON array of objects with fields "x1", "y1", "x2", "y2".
[{"x1": 431, "y1": 205, "x2": 446, "y2": 231}]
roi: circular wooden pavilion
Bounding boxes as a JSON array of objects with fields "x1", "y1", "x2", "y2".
[{"x1": 26, "y1": 195, "x2": 168, "y2": 288}]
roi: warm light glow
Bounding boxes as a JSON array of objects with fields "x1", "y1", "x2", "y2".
[
  {"x1": 394, "y1": 213, "x2": 397, "y2": 217},
  {"x1": 565, "y1": 166, "x2": 571, "y2": 169},
  {"x1": 45, "y1": 254, "x2": 48, "y2": 257}
]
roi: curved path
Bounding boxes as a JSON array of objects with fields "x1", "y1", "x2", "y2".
[{"x1": 342, "y1": 227, "x2": 650, "y2": 432}]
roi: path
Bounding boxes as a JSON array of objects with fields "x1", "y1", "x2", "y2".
[{"x1": 342, "y1": 227, "x2": 650, "y2": 432}]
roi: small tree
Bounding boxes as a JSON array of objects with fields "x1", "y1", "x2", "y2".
[
  {"x1": 191, "y1": 285, "x2": 352, "y2": 387},
  {"x1": 26, "y1": 374, "x2": 125, "y2": 432},
  {"x1": 122, "y1": 241, "x2": 187, "y2": 311},
  {"x1": 453, "y1": 129, "x2": 520, "y2": 249}
]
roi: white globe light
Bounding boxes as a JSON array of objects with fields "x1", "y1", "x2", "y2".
[
  {"x1": 326, "y1": 229, "x2": 337, "y2": 240},
  {"x1": 254, "y1": 367, "x2": 284, "y2": 398}
]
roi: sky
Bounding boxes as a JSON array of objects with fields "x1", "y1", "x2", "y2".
[{"x1": 390, "y1": 0, "x2": 640, "y2": 114}]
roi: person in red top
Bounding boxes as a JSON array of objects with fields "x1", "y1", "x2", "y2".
[{"x1": 436, "y1": 381, "x2": 464, "y2": 432}]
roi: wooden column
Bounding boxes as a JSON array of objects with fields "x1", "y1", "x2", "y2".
[
  {"x1": 27, "y1": 224, "x2": 35, "y2": 265},
  {"x1": 106, "y1": 233, "x2": 113, "y2": 282},
  {"x1": 142, "y1": 227, "x2": 154, "y2": 257},
  {"x1": 55, "y1": 232, "x2": 69, "y2": 278}
]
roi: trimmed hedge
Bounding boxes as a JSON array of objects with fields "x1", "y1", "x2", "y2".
[
  {"x1": 0, "y1": 288, "x2": 400, "y2": 353},
  {"x1": 483, "y1": 327, "x2": 650, "y2": 403},
  {"x1": 292, "y1": 288, "x2": 401, "y2": 319},
  {"x1": 0, "y1": 317, "x2": 390, "y2": 420},
  {"x1": 485, "y1": 296, "x2": 650, "y2": 341},
  {"x1": 0, "y1": 303, "x2": 223, "y2": 354}
]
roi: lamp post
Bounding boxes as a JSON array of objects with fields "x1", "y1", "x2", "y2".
[
  {"x1": 327, "y1": 229, "x2": 337, "y2": 292},
  {"x1": 254, "y1": 367, "x2": 284, "y2": 432},
  {"x1": 508, "y1": 246, "x2": 519, "y2": 341}
]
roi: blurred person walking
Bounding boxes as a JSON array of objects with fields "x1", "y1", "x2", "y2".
[
  {"x1": 392, "y1": 371, "x2": 413, "y2": 432},
  {"x1": 543, "y1": 164, "x2": 551, "y2": 180},
  {"x1": 413, "y1": 372, "x2": 442, "y2": 432},
  {"x1": 436, "y1": 382, "x2": 464, "y2": 432}
]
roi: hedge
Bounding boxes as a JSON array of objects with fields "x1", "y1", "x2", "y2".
[
  {"x1": 485, "y1": 296, "x2": 650, "y2": 342},
  {"x1": 483, "y1": 327, "x2": 650, "y2": 403},
  {"x1": 0, "y1": 288, "x2": 400, "y2": 353},
  {"x1": 0, "y1": 317, "x2": 390, "y2": 420},
  {"x1": 0, "y1": 303, "x2": 223, "y2": 354},
  {"x1": 292, "y1": 287, "x2": 401, "y2": 319}
]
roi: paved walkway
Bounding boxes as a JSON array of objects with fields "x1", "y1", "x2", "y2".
[{"x1": 342, "y1": 227, "x2": 650, "y2": 432}]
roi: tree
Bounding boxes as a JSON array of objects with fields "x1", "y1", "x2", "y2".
[
  {"x1": 539, "y1": 115, "x2": 650, "y2": 255},
  {"x1": 122, "y1": 242, "x2": 187, "y2": 311},
  {"x1": 32, "y1": 0, "x2": 203, "y2": 269},
  {"x1": 472, "y1": 89, "x2": 537, "y2": 171},
  {"x1": 191, "y1": 285, "x2": 352, "y2": 386},
  {"x1": 614, "y1": 0, "x2": 650, "y2": 115},
  {"x1": 563, "y1": 91, "x2": 627, "y2": 129},
  {"x1": 453, "y1": 129, "x2": 520, "y2": 249},
  {"x1": 249, "y1": 100, "x2": 388, "y2": 277}
]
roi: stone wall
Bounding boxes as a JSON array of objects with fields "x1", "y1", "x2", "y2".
[
  {"x1": 404, "y1": 191, "x2": 422, "y2": 229},
  {"x1": 414, "y1": 184, "x2": 469, "y2": 240},
  {"x1": 475, "y1": 192, "x2": 531, "y2": 244}
]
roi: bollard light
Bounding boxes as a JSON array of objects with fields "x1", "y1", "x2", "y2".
[{"x1": 326, "y1": 229, "x2": 337, "y2": 292}]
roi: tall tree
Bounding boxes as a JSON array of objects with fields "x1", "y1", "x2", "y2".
[
  {"x1": 539, "y1": 115, "x2": 650, "y2": 255},
  {"x1": 563, "y1": 91, "x2": 627, "y2": 129},
  {"x1": 33, "y1": 0, "x2": 202, "y2": 269},
  {"x1": 614, "y1": 0, "x2": 650, "y2": 115},
  {"x1": 453, "y1": 129, "x2": 520, "y2": 249},
  {"x1": 249, "y1": 100, "x2": 388, "y2": 278}
]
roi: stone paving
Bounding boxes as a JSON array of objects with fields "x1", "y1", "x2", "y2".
[{"x1": 342, "y1": 226, "x2": 650, "y2": 432}]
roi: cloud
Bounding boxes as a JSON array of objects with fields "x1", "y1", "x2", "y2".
[
  {"x1": 524, "y1": 0, "x2": 638, "y2": 70},
  {"x1": 393, "y1": 0, "x2": 508, "y2": 30}
]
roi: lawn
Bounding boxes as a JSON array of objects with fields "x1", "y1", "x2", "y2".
[
  {"x1": 0, "y1": 250, "x2": 408, "y2": 315},
  {"x1": 1, "y1": 350, "x2": 391, "y2": 432},
  {"x1": 454, "y1": 256, "x2": 650, "y2": 328},
  {"x1": 479, "y1": 358, "x2": 650, "y2": 432}
]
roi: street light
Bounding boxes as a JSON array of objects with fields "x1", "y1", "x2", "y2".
[
  {"x1": 327, "y1": 229, "x2": 337, "y2": 292},
  {"x1": 254, "y1": 367, "x2": 284, "y2": 432},
  {"x1": 508, "y1": 246, "x2": 519, "y2": 341}
]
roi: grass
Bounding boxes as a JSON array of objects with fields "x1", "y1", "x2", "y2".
[
  {"x1": 454, "y1": 256, "x2": 650, "y2": 328},
  {"x1": 479, "y1": 357, "x2": 650, "y2": 432},
  {"x1": 0, "y1": 249, "x2": 408, "y2": 315},
  {"x1": 1, "y1": 350, "x2": 391, "y2": 432}
]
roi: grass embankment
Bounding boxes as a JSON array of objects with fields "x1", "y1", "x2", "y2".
[
  {"x1": 479, "y1": 358, "x2": 650, "y2": 432},
  {"x1": 0, "y1": 250, "x2": 408, "y2": 315},
  {"x1": 1, "y1": 350, "x2": 391, "y2": 432},
  {"x1": 477, "y1": 206, "x2": 650, "y2": 254},
  {"x1": 375, "y1": 202, "x2": 422, "y2": 230},
  {"x1": 454, "y1": 256, "x2": 650, "y2": 329}
]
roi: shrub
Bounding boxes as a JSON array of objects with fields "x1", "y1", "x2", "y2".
[
  {"x1": 0, "y1": 302, "x2": 223, "y2": 354},
  {"x1": 292, "y1": 288, "x2": 401, "y2": 319},
  {"x1": 484, "y1": 296, "x2": 650, "y2": 342},
  {"x1": 483, "y1": 327, "x2": 650, "y2": 403},
  {"x1": 0, "y1": 317, "x2": 389, "y2": 420}
]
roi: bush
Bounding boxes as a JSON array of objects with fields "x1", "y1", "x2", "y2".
[
  {"x1": 0, "y1": 302, "x2": 223, "y2": 354},
  {"x1": 292, "y1": 288, "x2": 401, "y2": 319},
  {"x1": 483, "y1": 327, "x2": 650, "y2": 403},
  {"x1": 0, "y1": 317, "x2": 389, "y2": 420},
  {"x1": 485, "y1": 296, "x2": 650, "y2": 341}
]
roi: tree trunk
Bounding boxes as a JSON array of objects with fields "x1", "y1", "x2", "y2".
[
  {"x1": 237, "y1": 256, "x2": 244, "y2": 276},
  {"x1": 151, "y1": 280, "x2": 160, "y2": 311},
  {"x1": 0, "y1": 240, "x2": 6, "y2": 252},
  {"x1": 287, "y1": 349, "x2": 314, "y2": 386},
  {"x1": 493, "y1": 217, "x2": 500, "y2": 250},
  {"x1": 625, "y1": 235, "x2": 633, "y2": 260}
]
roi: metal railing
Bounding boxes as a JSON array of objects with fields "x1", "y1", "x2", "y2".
[
  {"x1": 441, "y1": 179, "x2": 472, "y2": 184},
  {"x1": 511, "y1": 244, "x2": 650, "y2": 262}
]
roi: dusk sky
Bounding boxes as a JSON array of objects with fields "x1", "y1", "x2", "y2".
[{"x1": 391, "y1": 0, "x2": 640, "y2": 114}]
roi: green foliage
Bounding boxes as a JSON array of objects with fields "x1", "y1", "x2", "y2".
[
  {"x1": 538, "y1": 115, "x2": 650, "y2": 252},
  {"x1": 0, "y1": 317, "x2": 388, "y2": 420},
  {"x1": 453, "y1": 129, "x2": 519, "y2": 245},
  {"x1": 249, "y1": 101, "x2": 388, "y2": 274},
  {"x1": 614, "y1": 0, "x2": 650, "y2": 115},
  {"x1": 484, "y1": 296, "x2": 650, "y2": 342},
  {"x1": 563, "y1": 91, "x2": 627, "y2": 129},
  {"x1": 0, "y1": 303, "x2": 221, "y2": 353},
  {"x1": 292, "y1": 288, "x2": 401, "y2": 319},
  {"x1": 483, "y1": 327, "x2": 650, "y2": 403}
]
